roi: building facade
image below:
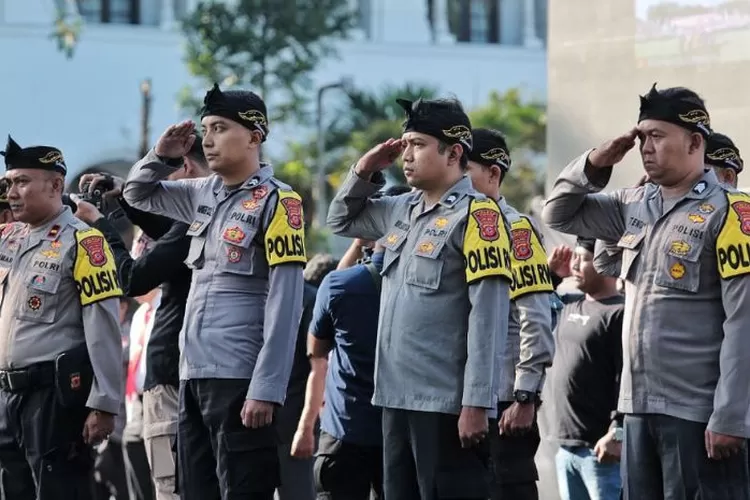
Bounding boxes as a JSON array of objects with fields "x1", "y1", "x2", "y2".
[{"x1": 0, "y1": 0, "x2": 546, "y2": 185}]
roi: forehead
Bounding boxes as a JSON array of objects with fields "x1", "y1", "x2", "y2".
[
  {"x1": 402, "y1": 131, "x2": 437, "y2": 143},
  {"x1": 574, "y1": 246, "x2": 593, "y2": 258},
  {"x1": 5, "y1": 169, "x2": 44, "y2": 181},
  {"x1": 201, "y1": 116, "x2": 235, "y2": 128},
  {"x1": 637, "y1": 119, "x2": 685, "y2": 135}
]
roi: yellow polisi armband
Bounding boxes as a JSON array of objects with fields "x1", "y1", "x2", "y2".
[
  {"x1": 716, "y1": 192, "x2": 750, "y2": 279},
  {"x1": 463, "y1": 198, "x2": 512, "y2": 284},
  {"x1": 74, "y1": 227, "x2": 123, "y2": 306},
  {"x1": 265, "y1": 190, "x2": 307, "y2": 267},
  {"x1": 509, "y1": 216, "x2": 554, "y2": 300}
]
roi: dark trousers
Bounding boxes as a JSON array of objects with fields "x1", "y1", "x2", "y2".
[
  {"x1": 0, "y1": 384, "x2": 93, "y2": 500},
  {"x1": 91, "y1": 438, "x2": 129, "y2": 500},
  {"x1": 314, "y1": 431, "x2": 383, "y2": 500},
  {"x1": 623, "y1": 414, "x2": 750, "y2": 500},
  {"x1": 275, "y1": 389, "x2": 316, "y2": 500},
  {"x1": 382, "y1": 408, "x2": 490, "y2": 500},
  {"x1": 177, "y1": 379, "x2": 281, "y2": 500},
  {"x1": 488, "y1": 401, "x2": 540, "y2": 500}
]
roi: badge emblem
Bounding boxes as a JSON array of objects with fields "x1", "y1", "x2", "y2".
[
  {"x1": 471, "y1": 208, "x2": 499, "y2": 242},
  {"x1": 248, "y1": 177, "x2": 259, "y2": 187},
  {"x1": 434, "y1": 217, "x2": 448, "y2": 229},
  {"x1": 253, "y1": 186, "x2": 269, "y2": 200},
  {"x1": 386, "y1": 234, "x2": 398, "y2": 245},
  {"x1": 189, "y1": 221, "x2": 204, "y2": 233},
  {"x1": 731, "y1": 200, "x2": 750, "y2": 235},
  {"x1": 511, "y1": 228, "x2": 532, "y2": 261},
  {"x1": 670, "y1": 262, "x2": 686, "y2": 280},
  {"x1": 50, "y1": 240, "x2": 62, "y2": 249},
  {"x1": 669, "y1": 240, "x2": 691, "y2": 257},
  {"x1": 688, "y1": 214, "x2": 705, "y2": 224},
  {"x1": 418, "y1": 241, "x2": 435, "y2": 254},
  {"x1": 28, "y1": 296, "x2": 42, "y2": 310},
  {"x1": 40, "y1": 250, "x2": 60, "y2": 259},
  {"x1": 280, "y1": 198, "x2": 303, "y2": 230},
  {"x1": 620, "y1": 233, "x2": 636, "y2": 246},
  {"x1": 227, "y1": 246, "x2": 242, "y2": 263},
  {"x1": 242, "y1": 199, "x2": 260, "y2": 211},
  {"x1": 70, "y1": 373, "x2": 81, "y2": 390},
  {"x1": 46, "y1": 225, "x2": 60, "y2": 240},
  {"x1": 32, "y1": 275, "x2": 46, "y2": 286},
  {"x1": 223, "y1": 226, "x2": 246, "y2": 244},
  {"x1": 692, "y1": 181, "x2": 707, "y2": 195},
  {"x1": 79, "y1": 236, "x2": 107, "y2": 266},
  {"x1": 698, "y1": 203, "x2": 715, "y2": 214}
]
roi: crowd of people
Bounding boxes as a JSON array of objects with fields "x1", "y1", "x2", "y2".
[{"x1": 0, "y1": 79, "x2": 746, "y2": 500}]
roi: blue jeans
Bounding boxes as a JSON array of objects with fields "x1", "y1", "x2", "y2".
[{"x1": 555, "y1": 446, "x2": 621, "y2": 500}]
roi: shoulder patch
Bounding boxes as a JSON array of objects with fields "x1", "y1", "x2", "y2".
[
  {"x1": 509, "y1": 216, "x2": 554, "y2": 299},
  {"x1": 463, "y1": 198, "x2": 512, "y2": 284},
  {"x1": 74, "y1": 227, "x2": 123, "y2": 306},
  {"x1": 716, "y1": 191, "x2": 750, "y2": 279},
  {"x1": 265, "y1": 190, "x2": 307, "y2": 267}
]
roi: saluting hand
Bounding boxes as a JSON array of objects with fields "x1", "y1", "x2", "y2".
[
  {"x1": 155, "y1": 120, "x2": 196, "y2": 159},
  {"x1": 354, "y1": 138, "x2": 405, "y2": 176},
  {"x1": 588, "y1": 128, "x2": 639, "y2": 168},
  {"x1": 548, "y1": 246, "x2": 573, "y2": 278},
  {"x1": 458, "y1": 406, "x2": 488, "y2": 449},
  {"x1": 241, "y1": 399, "x2": 275, "y2": 429},
  {"x1": 83, "y1": 410, "x2": 115, "y2": 445}
]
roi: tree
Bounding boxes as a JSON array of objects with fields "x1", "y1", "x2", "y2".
[
  {"x1": 180, "y1": 0, "x2": 356, "y2": 123},
  {"x1": 469, "y1": 89, "x2": 547, "y2": 211}
]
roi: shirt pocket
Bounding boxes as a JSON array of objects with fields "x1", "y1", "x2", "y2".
[
  {"x1": 654, "y1": 238, "x2": 702, "y2": 293},
  {"x1": 217, "y1": 224, "x2": 260, "y2": 276},
  {"x1": 405, "y1": 242, "x2": 446, "y2": 291},
  {"x1": 616, "y1": 231, "x2": 646, "y2": 281},
  {"x1": 185, "y1": 219, "x2": 209, "y2": 270},
  {"x1": 378, "y1": 228, "x2": 408, "y2": 276},
  {"x1": 17, "y1": 272, "x2": 61, "y2": 324}
]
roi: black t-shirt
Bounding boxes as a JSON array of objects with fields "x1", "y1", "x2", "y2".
[{"x1": 549, "y1": 294, "x2": 624, "y2": 448}]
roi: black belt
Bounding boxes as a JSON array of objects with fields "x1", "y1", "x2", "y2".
[{"x1": 0, "y1": 362, "x2": 56, "y2": 393}]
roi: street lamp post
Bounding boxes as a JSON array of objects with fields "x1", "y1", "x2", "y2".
[
  {"x1": 315, "y1": 78, "x2": 353, "y2": 230},
  {"x1": 139, "y1": 79, "x2": 152, "y2": 158}
]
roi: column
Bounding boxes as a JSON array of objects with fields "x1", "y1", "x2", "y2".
[
  {"x1": 160, "y1": 0, "x2": 176, "y2": 30},
  {"x1": 522, "y1": 0, "x2": 543, "y2": 48},
  {"x1": 432, "y1": 0, "x2": 456, "y2": 44}
]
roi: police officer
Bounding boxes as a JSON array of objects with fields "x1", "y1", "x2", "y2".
[
  {"x1": 464, "y1": 128, "x2": 554, "y2": 500},
  {"x1": 327, "y1": 97, "x2": 512, "y2": 500},
  {"x1": 123, "y1": 83, "x2": 306, "y2": 500},
  {"x1": 0, "y1": 136, "x2": 123, "y2": 499},
  {"x1": 542, "y1": 84, "x2": 750, "y2": 499},
  {"x1": 705, "y1": 132, "x2": 743, "y2": 188}
]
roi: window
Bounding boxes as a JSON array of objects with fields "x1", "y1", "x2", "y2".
[
  {"x1": 450, "y1": 0, "x2": 500, "y2": 44},
  {"x1": 76, "y1": 0, "x2": 139, "y2": 24}
]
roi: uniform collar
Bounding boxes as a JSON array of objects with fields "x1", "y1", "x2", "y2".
[
  {"x1": 647, "y1": 168, "x2": 721, "y2": 201},
  {"x1": 213, "y1": 163, "x2": 274, "y2": 196},
  {"x1": 28, "y1": 206, "x2": 74, "y2": 238},
  {"x1": 408, "y1": 175, "x2": 474, "y2": 208}
]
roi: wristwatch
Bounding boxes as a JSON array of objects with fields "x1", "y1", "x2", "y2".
[
  {"x1": 513, "y1": 390, "x2": 536, "y2": 405},
  {"x1": 612, "y1": 427, "x2": 624, "y2": 442}
]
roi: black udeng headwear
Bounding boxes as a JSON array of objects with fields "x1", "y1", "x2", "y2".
[
  {"x1": 396, "y1": 98, "x2": 473, "y2": 152},
  {"x1": 638, "y1": 83, "x2": 711, "y2": 138},
  {"x1": 200, "y1": 83, "x2": 269, "y2": 142},
  {"x1": 0, "y1": 136, "x2": 67, "y2": 175},
  {"x1": 705, "y1": 132, "x2": 743, "y2": 173}
]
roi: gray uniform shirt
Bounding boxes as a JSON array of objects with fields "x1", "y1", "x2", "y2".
[
  {"x1": 497, "y1": 197, "x2": 554, "y2": 402},
  {"x1": 0, "y1": 208, "x2": 123, "y2": 414},
  {"x1": 542, "y1": 151, "x2": 750, "y2": 437},
  {"x1": 327, "y1": 169, "x2": 512, "y2": 416},
  {"x1": 123, "y1": 150, "x2": 305, "y2": 404}
]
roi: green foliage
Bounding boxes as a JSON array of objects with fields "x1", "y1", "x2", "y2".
[
  {"x1": 180, "y1": 0, "x2": 356, "y2": 122},
  {"x1": 469, "y1": 89, "x2": 547, "y2": 211}
]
